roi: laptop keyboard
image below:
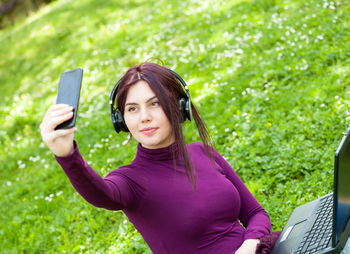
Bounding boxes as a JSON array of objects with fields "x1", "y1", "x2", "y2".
[{"x1": 293, "y1": 195, "x2": 333, "y2": 254}]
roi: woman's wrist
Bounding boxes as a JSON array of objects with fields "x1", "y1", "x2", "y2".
[
  {"x1": 242, "y1": 238, "x2": 260, "y2": 247},
  {"x1": 54, "y1": 141, "x2": 76, "y2": 157},
  {"x1": 235, "y1": 239, "x2": 260, "y2": 254},
  {"x1": 245, "y1": 239, "x2": 260, "y2": 243}
]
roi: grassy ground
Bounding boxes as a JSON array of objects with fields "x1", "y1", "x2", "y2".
[{"x1": 0, "y1": 0, "x2": 349, "y2": 253}]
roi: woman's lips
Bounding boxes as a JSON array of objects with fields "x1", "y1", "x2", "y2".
[{"x1": 140, "y1": 127, "x2": 158, "y2": 135}]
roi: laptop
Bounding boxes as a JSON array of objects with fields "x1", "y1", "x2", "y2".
[{"x1": 271, "y1": 125, "x2": 350, "y2": 254}]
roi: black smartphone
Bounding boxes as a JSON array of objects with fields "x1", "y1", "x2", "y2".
[{"x1": 55, "y1": 68, "x2": 83, "y2": 130}]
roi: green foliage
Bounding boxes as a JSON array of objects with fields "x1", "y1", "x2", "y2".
[{"x1": 0, "y1": 0, "x2": 349, "y2": 252}]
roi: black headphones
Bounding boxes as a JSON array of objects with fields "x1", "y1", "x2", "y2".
[{"x1": 109, "y1": 69, "x2": 192, "y2": 133}]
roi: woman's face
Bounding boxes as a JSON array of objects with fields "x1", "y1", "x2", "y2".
[{"x1": 123, "y1": 80, "x2": 175, "y2": 149}]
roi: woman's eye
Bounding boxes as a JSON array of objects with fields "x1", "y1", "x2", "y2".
[
  {"x1": 127, "y1": 107, "x2": 136, "y2": 112},
  {"x1": 152, "y1": 101, "x2": 160, "y2": 106}
]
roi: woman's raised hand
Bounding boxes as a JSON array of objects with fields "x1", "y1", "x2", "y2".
[{"x1": 40, "y1": 104, "x2": 77, "y2": 157}]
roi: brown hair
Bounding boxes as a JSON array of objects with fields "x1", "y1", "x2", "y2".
[{"x1": 116, "y1": 61, "x2": 212, "y2": 188}]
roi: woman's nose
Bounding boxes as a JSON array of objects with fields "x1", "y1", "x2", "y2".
[{"x1": 140, "y1": 107, "x2": 152, "y2": 122}]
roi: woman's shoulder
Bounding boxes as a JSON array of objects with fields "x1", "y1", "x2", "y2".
[
  {"x1": 107, "y1": 159, "x2": 151, "y2": 181},
  {"x1": 107, "y1": 163, "x2": 138, "y2": 177},
  {"x1": 187, "y1": 142, "x2": 228, "y2": 166},
  {"x1": 104, "y1": 164, "x2": 148, "y2": 190},
  {"x1": 186, "y1": 142, "x2": 218, "y2": 154},
  {"x1": 186, "y1": 141, "x2": 206, "y2": 152},
  {"x1": 186, "y1": 142, "x2": 219, "y2": 159}
]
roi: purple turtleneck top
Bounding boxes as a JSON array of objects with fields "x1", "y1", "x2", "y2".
[{"x1": 55, "y1": 141, "x2": 271, "y2": 253}]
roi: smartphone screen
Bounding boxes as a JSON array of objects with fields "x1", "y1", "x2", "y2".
[{"x1": 55, "y1": 68, "x2": 83, "y2": 130}]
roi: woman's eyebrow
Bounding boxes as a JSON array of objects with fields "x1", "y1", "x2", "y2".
[
  {"x1": 146, "y1": 96, "x2": 157, "y2": 103},
  {"x1": 125, "y1": 96, "x2": 157, "y2": 106}
]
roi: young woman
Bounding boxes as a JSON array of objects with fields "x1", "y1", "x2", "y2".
[{"x1": 40, "y1": 62, "x2": 271, "y2": 253}]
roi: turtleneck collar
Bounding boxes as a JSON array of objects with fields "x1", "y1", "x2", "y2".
[{"x1": 135, "y1": 142, "x2": 179, "y2": 161}]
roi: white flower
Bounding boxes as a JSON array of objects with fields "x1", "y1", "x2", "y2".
[{"x1": 45, "y1": 196, "x2": 52, "y2": 202}]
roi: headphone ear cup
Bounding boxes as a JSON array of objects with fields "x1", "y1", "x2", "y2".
[
  {"x1": 111, "y1": 110, "x2": 120, "y2": 133},
  {"x1": 178, "y1": 97, "x2": 192, "y2": 121},
  {"x1": 112, "y1": 109, "x2": 129, "y2": 133},
  {"x1": 178, "y1": 97, "x2": 186, "y2": 122},
  {"x1": 185, "y1": 98, "x2": 192, "y2": 121}
]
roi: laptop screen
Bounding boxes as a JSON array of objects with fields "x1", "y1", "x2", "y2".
[{"x1": 334, "y1": 128, "x2": 350, "y2": 244}]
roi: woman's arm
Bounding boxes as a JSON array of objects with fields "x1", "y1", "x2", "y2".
[
  {"x1": 40, "y1": 104, "x2": 134, "y2": 210},
  {"x1": 55, "y1": 141, "x2": 133, "y2": 210},
  {"x1": 211, "y1": 147, "x2": 271, "y2": 239}
]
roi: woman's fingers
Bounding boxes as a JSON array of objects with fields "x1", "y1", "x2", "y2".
[
  {"x1": 41, "y1": 105, "x2": 68, "y2": 127},
  {"x1": 41, "y1": 106, "x2": 73, "y2": 132},
  {"x1": 52, "y1": 127, "x2": 77, "y2": 140},
  {"x1": 46, "y1": 104, "x2": 73, "y2": 118},
  {"x1": 47, "y1": 103, "x2": 69, "y2": 112},
  {"x1": 40, "y1": 103, "x2": 77, "y2": 156},
  {"x1": 47, "y1": 111, "x2": 73, "y2": 130},
  {"x1": 41, "y1": 112, "x2": 72, "y2": 133},
  {"x1": 42, "y1": 126, "x2": 76, "y2": 144}
]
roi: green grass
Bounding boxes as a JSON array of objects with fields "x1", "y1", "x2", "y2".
[{"x1": 1, "y1": 0, "x2": 350, "y2": 252}]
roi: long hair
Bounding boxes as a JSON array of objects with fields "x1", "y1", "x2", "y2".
[{"x1": 116, "y1": 62, "x2": 212, "y2": 188}]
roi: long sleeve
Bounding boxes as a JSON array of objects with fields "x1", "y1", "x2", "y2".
[
  {"x1": 212, "y1": 147, "x2": 271, "y2": 240},
  {"x1": 55, "y1": 141, "x2": 137, "y2": 211}
]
